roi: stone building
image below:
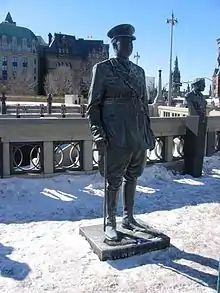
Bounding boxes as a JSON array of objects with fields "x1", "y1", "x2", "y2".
[
  {"x1": 0, "y1": 12, "x2": 109, "y2": 96},
  {"x1": 0, "y1": 13, "x2": 39, "y2": 95},
  {"x1": 39, "y1": 33, "x2": 108, "y2": 96},
  {"x1": 212, "y1": 37, "x2": 220, "y2": 97}
]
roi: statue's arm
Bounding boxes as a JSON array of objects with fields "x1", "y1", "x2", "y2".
[
  {"x1": 86, "y1": 63, "x2": 106, "y2": 143},
  {"x1": 141, "y1": 68, "x2": 150, "y2": 118}
]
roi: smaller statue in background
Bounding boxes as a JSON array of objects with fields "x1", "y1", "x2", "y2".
[{"x1": 185, "y1": 78, "x2": 207, "y2": 116}]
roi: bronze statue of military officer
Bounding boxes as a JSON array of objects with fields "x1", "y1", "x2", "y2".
[
  {"x1": 87, "y1": 24, "x2": 155, "y2": 241},
  {"x1": 185, "y1": 78, "x2": 207, "y2": 117}
]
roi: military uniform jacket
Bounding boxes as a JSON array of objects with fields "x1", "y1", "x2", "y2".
[{"x1": 86, "y1": 57, "x2": 155, "y2": 150}]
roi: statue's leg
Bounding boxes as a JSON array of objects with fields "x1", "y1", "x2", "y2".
[
  {"x1": 99, "y1": 147, "x2": 130, "y2": 241},
  {"x1": 121, "y1": 149, "x2": 147, "y2": 232}
]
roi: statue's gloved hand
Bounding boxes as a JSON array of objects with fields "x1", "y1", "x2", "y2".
[{"x1": 95, "y1": 139, "x2": 107, "y2": 154}]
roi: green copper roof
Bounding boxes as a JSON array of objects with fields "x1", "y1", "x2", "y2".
[{"x1": 0, "y1": 22, "x2": 37, "y2": 40}]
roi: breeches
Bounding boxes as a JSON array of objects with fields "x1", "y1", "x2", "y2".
[{"x1": 99, "y1": 147, "x2": 146, "y2": 191}]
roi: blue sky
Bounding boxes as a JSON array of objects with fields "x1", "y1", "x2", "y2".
[{"x1": 1, "y1": 0, "x2": 219, "y2": 91}]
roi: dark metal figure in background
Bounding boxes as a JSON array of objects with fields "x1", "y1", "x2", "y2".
[
  {"x1": 47, "y1": 93, "x2": 53, "y2": 115},
  {"x1": 86, "y1": 24, "x2": 155, "y2": 241},
  {"x1": 184, "y1": 78, "x2": 207, "y2": 177},
  {"x1": 185, "y1": 78, "x2": 207, "y2": 117}
]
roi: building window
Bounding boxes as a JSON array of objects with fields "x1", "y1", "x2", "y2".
[
  {"x1": 12, "y1": 56, "x2": 18, "y2": 68},
  {"x1": 34, "y1": 58, "x2": 37, "y2": 65},
  {"x1": 12, "y1": 66, "x2": 17, "y2": 72},
  {"x1": 2, "y1": 56, "x2": 7, "y2": 62},
  {"x1": 2, "y1": 65, "x2": 7, "y2": 71},
  {"x1": 2, "y1": 35, "x2": 7, "y2": 46},
  {"x1": 23, "y1": 57, "x2": 28, "y2": 67},
  {"x1": 34, "y1": 76, "x2": 36, "y2": 81},
  {"x1": 34, "y1": 67, "x2": 36, "y2": 74},
  {"x1": 12, "y1": 56, "x2": 18, "y2": 63},
  {"x1": 32, "y1": 40, "x2": 36, "y2": 53},
  {"x1": 2, "y1": 73, "x2": 7, "y2": 80},
  {"x1": 22, "y1": 38, "x2": 27, "y2": 48},
  {"x1": 12, "y1": 37, "x2": 17, "y2": 50}
]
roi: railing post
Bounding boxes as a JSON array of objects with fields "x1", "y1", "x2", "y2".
[
  {"x1": 163, "y1": 136, "x2": 173, "y2": 162},
  {"x1": 47, "y1": 93, "x2": 53, "y2": 115},
  {"x1": 1, "y1": 92, "x2": 7, "y2": 114},
  {"x1": 206, "y1": 132, "x2": 216, "y2": 156},
  {"x1": 40, "y1": 104, "x2": 45, "y2": 117},
  {"x1": 184, "y1": 116, "x2": 207, "y2": 177},
  {"x1": 83, "y1": 140, "x2": 93, "y2": 171},
  {"x1": 3, "y1": 142, "x2": 10, "y2": 177},
  {"x1": 43, "y1": 141, "x2": 54, "y2": 174},
  {"x1": 0, "y1": 138, "x2": 3, "y2": 178},
  {"x1": 80, "y1": 104, "x2": 86, "y2": 118},
  {"x1": 61, "y1": 104, "x2": 66, "y2": 118},
  {"x1": 16, "y1": 104, "x2": 21, "y2": 118}
]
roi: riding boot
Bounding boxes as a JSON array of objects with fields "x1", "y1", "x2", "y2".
[
  {"x1": 121, "y1": 180, "x2": 146, "y2": 232},
  {"x1": 105, "y1": 189, "x2": 119, "y2": 241}
]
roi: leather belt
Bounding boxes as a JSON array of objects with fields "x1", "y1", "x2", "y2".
[{"x1": 103, "y1": 96, "x2": 132, "y2": 104}]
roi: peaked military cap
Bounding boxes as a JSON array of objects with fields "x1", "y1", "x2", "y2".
[
  {"x1": 107, "y1": 24, "x2": 136, "y2": 41},
  {"x1": 191, "y1": 77, "x2": 205, "y2": 86}
]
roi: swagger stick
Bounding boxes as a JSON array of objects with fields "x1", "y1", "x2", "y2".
[
  {"x1": 217, "y1": 257, "x2": 220, "y2": 293},
  {"x1": 103, "y1": 147, "x2": 107, "y2": 232}
]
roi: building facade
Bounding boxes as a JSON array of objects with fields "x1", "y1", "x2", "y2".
[
  {"x1": 0, "y1": 12, "x2": 109, "y2": 96},
  {"x1": 39, "y1": 33, "x2": 108, "y2": 96},
  {"x1": 0, "y1": 13, "x2": 39, "y2": 95},
  {"x1": 212, "y1": 37, "x2": 220, "y2": 97}
]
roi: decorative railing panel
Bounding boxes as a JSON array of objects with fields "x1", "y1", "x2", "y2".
[
  {"x1": 146, "y1": 137, "x2": 164, "y2": 163},
  {"x1": 92, "y1": 143, "x2": 99, "y2": 170},
  {"x1": 10, "y1": 142, "x2": 43, "y2": 174},
  {"x1": 172, "y1": 135, "x2": 184, "y2": 160},
  {"x1": 53, "y1": 141, "x2": 83, "y2": 172},
  {"x1": 215, "y1": 131, "x2": 220, "y2": 151}
]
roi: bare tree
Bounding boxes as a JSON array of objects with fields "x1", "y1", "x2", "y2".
[
  {"x1": 10, "y1": 72, "x2": 37, "y2": 95},
  {"x1": 44, "y1": 48, "x2": 107, "y2": 97},
  {"x1": 0, "y1": 79, "x2": 10, "y2": 95},
  {"x1": 44, "y1": 66, "x2": 74, "y2": 96},
  {"x1": 0, "y1": 72, "x2": 37, "y2": 95},
  {"x1": 75, "y1": 49, "x2": 108, "y2": 96}
]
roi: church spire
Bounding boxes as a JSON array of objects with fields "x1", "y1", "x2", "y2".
[
  {"x1": 4, "y1": 12, "x2": 15, "y2": 24},
  {"x1": 172, "y1": 56, "x2": 182, "y2": 97}
]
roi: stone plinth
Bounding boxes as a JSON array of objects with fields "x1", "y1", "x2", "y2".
[{"x1": 79, "y1": 221, "x2": 170, "y2": 261}]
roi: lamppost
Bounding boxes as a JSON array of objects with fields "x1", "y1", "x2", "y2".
[
  {"x1": 167, "y1": 12, "x2": 178, "y2": 106},
  {"x1": 134, "y1": 52, "x2": 140, "y2": 65}
]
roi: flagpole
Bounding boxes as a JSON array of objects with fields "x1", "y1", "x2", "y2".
[{"x1": 167, "y1": 12, "x2": 178, "y2": 106}]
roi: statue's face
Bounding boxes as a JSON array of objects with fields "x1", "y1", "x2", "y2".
[
  {"x1": 113, "y1": 37, "x2": 133, "y2": 58},
  {"x1": 197, "y1": 80, "x2": 205, "y2": 92}
]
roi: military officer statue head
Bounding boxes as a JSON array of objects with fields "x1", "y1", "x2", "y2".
[
  {"x1": 191, "y1": 78, "x2": 206, "y2": 94},
  {"x1": 107, "y1": 24, "x2": 135, "y2": 59}
]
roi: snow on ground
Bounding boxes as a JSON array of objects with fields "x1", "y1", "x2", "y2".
[{"x1": 0, "y1": 154, "x2": 220, "y2": 293}]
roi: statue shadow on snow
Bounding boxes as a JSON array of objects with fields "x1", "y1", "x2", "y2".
[
  {"x1": 0, "y1": 172, "x2": 219, "y2": 224},
  {"x1": 0, "y1": 243, "x2": 31, "y2": 281},
  {"x1": 108, "y1": 244, "x2": 218, "y2": 290}
]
